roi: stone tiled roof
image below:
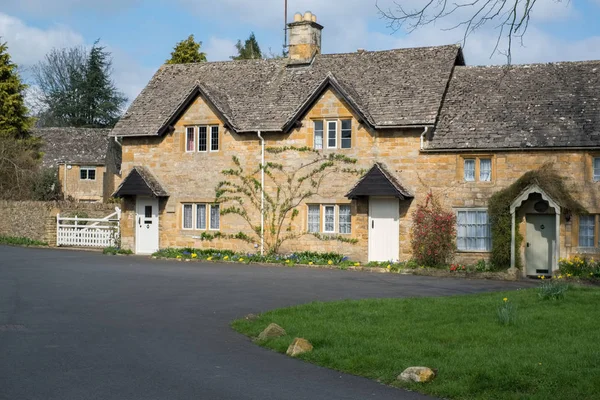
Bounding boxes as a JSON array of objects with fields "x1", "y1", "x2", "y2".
[
  {"x1": 34, "y1": 127, "x2": 116, "y2": 168},
  {"x1": 431, "y1": 61, "x2": 600, "y2": 150},
  {"x1": 112, "y1": 45, "x2": 463, "y2": 137}
]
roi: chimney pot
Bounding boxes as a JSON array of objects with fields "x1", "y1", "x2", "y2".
[
  {"x1": 311, "y1": 14, "x2": 317, "y2": 22},
  {"x1": 294, "y1": 13, "x2": 302, "y2": 22},
  {"x1": 357, "y1": 48, "x2": 365, "y2": 53},
  {"x1": 288, "y1": 10, "x2": 323, "y2": 62},
  {"x1": 303, "y1": 11, "x2": 313, "y2": 22}
]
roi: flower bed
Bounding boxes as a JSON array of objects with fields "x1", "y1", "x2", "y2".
[{"x1": 558, "y1": 256, "x2": 600, "y2": 281}]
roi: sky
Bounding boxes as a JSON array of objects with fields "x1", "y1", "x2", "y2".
[{"x1": 1, "y1": 0, "x2": 600, "y2": 106}]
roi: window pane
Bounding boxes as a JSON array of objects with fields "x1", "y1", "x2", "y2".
[
  {"x1": 210, "y1": 126, "x2": 219, "y2": 151},
  {"x1": 594, "y1": 158, "x2": 600, "y2": 182},
  {"x1": 339, "y1": 205, "x2": 351, "y2": 234},
  {"x1": 80, "y1": 169, "x2": 87, "y2": 180},
  {"x1": 183, "y1": 204, "x2": 193, "y2": 229},
  {"x1": 327, "y1": 121, "x2": 337, "y2": 148},
  {"x1": 145, "y1": 206, "x2": 152, "y2": 218},
  {"x1": 314, "y1": 121, "x2": 323, "y2": 150},
  {"x1": 186, "y1": 127, "x2": 195, "y2": 152},
  {"x1": 457, "y1": 210, "x2": 491, "y2": 251},
  {"x1": 324, "y1": 205, "x2": 335, "y2": 232},
  {"x1": 88, "y1": 169, "x2": 96, "y2": 180},
  {"x1": 196, "y1": 204, "x2": 206, "y2": 229},
  {"x1": 210, "y1": 204, "x2": 220, "y2": 230},
  {"x1": 341, "y1": 119, "x2": 351, "y2": 149},
  {"x1": 480, "y1": 159, "x2": 491, "y2": 181},
  {"x1": 464, "y1": 159, "x2": 475, "y2": 182},
  {"x1": 579, "y1": 215, "x2": 595, "y2": 247},
  {"x1": 198, "y1": 126, "x2": 207, "y2": 151},
  {"x1": 308, "y1": 205, "x2": 320, "y2": 233}
]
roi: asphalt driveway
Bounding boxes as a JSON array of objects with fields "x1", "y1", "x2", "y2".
[{"x1": 0, "y1": 246, "x2": 531, "y2": 400}]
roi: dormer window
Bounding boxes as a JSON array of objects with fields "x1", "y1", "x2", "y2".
[{"x1": 313, "y1": 119, "x2": 352, "y2": 150}]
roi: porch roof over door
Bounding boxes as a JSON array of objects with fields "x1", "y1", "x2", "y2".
[
  {"x1": 113, "y1": 166, "x2": 169, "y2": 198},
  {"x1": 346, "y1": 163, "x2": 413, "y2": 200}
]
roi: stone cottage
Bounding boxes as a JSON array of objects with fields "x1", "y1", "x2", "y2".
[
  {"x1": 111, "y1": 12, "x2": 600, "y2": 276},
  {"x1": 35, "y1": 127, "x2": 122, "y2": 202}
]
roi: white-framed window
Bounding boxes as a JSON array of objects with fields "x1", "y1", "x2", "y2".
[
  {"x1": 210, "y1": 204, "x2": 220, "y2": 230},
  {"x1": 327, "y1": 121, "x2": 337, "y2": 149},
  {"x1": 182, "y1": 204, "x2": 193, "y2": 230},
  {"x1": 594, "y1": 157, "x2": 600, "y2": 182},
  {"x1": 210, "y1": 126, "x2": 219, "y2": 152},
  {"x1": 579, "y1": 215, "x2": 595, "y2": 247},
  {"x1": 196, "y1": 204, "x2": 207, "y2": 230},
  {"x1": 182, "y1": 203, "x2": 216, "y2": 231},
  {"x1": 338, "y1": 204, "x2": 351, "y2": 234},
  {"x1": 307, "y1": 205, "x2": 320, "y2": 233},
  {"x1": 457, "y1": 209, "x2": 491, "y2": 251},
  {"x1": 340, "y1": 119, "x2": 352, "y2": 149},
  {"x1": 323, "y1": 205, "x2": 335, "y2": 233},
  {"x1": 80, "y1": 166, "x2": 96, "y2": 180},
  {"x1": 198, "y1": 126, "x2": 208, "y2": 152},
  {"x1": 464, "y1": 159, "x2": 475, "y2": 182},
  {"x1": 185, "y1": 127, "x2": 195, "y2": 152},
  {"x1": 314, "y1": 120, "x2": 323, "y2": 150},
  {"x1": 479, "y1": 158, "x2": 492, "y2": 182}
]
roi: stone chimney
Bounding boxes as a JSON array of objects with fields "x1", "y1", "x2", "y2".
[{"x1": 288, "y1": 11, "x2": 323, "y2": 62}]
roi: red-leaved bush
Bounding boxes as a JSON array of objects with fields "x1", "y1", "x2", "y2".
[{"x1": 411, "y1": 191, "x2": 457, "y2": 267}]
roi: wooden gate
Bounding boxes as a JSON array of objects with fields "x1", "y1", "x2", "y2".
[{"x1": 57, "y1": 207, "x2": 121, "y2": 248}]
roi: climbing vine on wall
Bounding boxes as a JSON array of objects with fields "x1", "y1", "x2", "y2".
[
  {"x1": 488, "y1": 163, "x2": 585, "y2": 270},
  {"x1": 215, "y1": 147, "x2": 362, "y2": 254}
]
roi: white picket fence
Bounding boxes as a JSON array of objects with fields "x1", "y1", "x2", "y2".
[{"x1": 57, "y1": 207, "x2": 121, "y2": 248}]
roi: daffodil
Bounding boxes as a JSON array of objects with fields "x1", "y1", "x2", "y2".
[
  {"x1": 224, "y1": 255, "x2": 229, "y2": 260},
  {"x1": 176, "y1": 255, "x2": 182, "y2": 259},
  {"x1": 328, "y1": 260, "x2": 333, "y2": 265},
  {"x1": 503, "y1": 297, "x2": 508, "y2": 302},
  {"x1": 239, "y1": 258, "x2": 244, "y2": 262},
  {"x1": 207, "y1": 257, "x2": 213, "y2": 261},
  {"x1": 387, "y1": 264, "x2": 391, "y2": 270},
  {"x1": 354, "y1": 262, "x2": 360, "y2": 267},
  {"x1": 286, "y1": 259, "x2": 291, "y2": 263},
  {"x1": 541, "y1": 275, "x2": 545, "y2": 280},
  {"x1": 308, "y1": 261, "x2": 314, "y2": 265},
  {"x1": 191, "y1": 253, "x2": 197, "y2": 258}
]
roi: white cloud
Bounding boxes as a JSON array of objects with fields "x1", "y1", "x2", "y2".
[
  {"x1": 204, "y1": 37, "x2": 237, "y2": 62},
  {"x1": 0, "y1": 12, "x2": 84, "y2": 67}
]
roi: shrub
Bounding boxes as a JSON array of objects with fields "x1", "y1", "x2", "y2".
[
  {"x1": 31, "y1": 167, "x2": 62, "y2": 201},
  {"x1": 103, "y1": 247, "x2": 133, "y2": 255},
  {"x1": 538, "y1": 279, "x2": 569, "y2": 300},
  {"x1": 497, "y1": 298, "x2": 517, "y2": 325},
  {"x1": 0, "y1": 235, "x2": 48, "y2": 246},
  {"x1": 558, "y1": 256, "x2": 599, "y2": 278},
  {"x1": 411, "y1": 191, "x2": 456, "y2": 268}
]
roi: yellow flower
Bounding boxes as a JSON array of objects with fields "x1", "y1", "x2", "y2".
[
  {"x1": 286, "y1": 259, "x2": 291, "y2": 263},
  {"x1": 541, "y1": 275, "x2": 545, "y2": 280},
  {"x1": 354, "y1": 262, "x2": 360, "y2": 267},
  {"x1": 538, "y1": 362, "x2": 542, "y2": 366},
  {"x1": 224, "y1": 255, "x2": 229, "y2": 260},
  {"x1": 207, "y1": 257, "x2": 213, "y2": 261},
  {"x1": 308, "y1": 261, "x2": 314, "y2": 265},
  {"x1": 176, "y1": 255, "x2": 182, "y2": 259},
  {"x1": 558, "y1": 275, "x2": 563, "y2": 279},
  {"x1": 503, "y1": 297, "x2": 508, "y2": 302},
  {"x1": 328, "y1": 260, "x2": 333, "y2": 265},
  {"x1": 567, "y1": 273, "x2": 572, "y2": 278},
  {"x1": 590, "y1": 272, "x2": 594, "y2": 276},
  {"x1": 239, "y1": 258, "x2": 244, "y2": 262},
  {"x1": 191, "y1": 253, "x2": 197, "y2": 258},
  {"x1": 387, "y1": 264, "x2": 391, "y2": 270}
]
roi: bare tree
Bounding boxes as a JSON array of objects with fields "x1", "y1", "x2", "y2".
[{"x1": 377, "y1": 0, "x2": 560, "y2": 63}]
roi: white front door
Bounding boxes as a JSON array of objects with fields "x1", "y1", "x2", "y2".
[
  {"x1": 525, "y1": 214, "x2": 556, "y2": 276},
  {"x1": 135, "y1": 197, "x2": 159, "y2": 255},
  {"x1": 368, "y1": 197, "x2": 400, "y2": 262}
]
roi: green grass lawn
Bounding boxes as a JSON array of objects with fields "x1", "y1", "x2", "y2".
[{"x1": 232, "y1": 286, "x2": 600, "y2": 400}]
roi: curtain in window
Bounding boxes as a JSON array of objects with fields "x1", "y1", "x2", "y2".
[
  {"x1": 480, "y1": 159, "x2": 491, "y2": 181},
  {"x1": 339, "y1": 205, "x2": 351, "y2": 234},
  {"x1": 198, "y1": 127, "x2": 207, "y2": 151},
  {"x1": 186, "y1": 127, "x2": 195, "y2": 152},
  {"x1": 594, "y1": 158, "x2": 600, "y2": 182},
  {"x1": 327, "y1": 121, "x2": 337, "y2": 148},
  {"x1": 183, "y1": 204, "x2": 193, "y2": 229},
  {"x1": 308, "y1": 205, "x2": 320, "y2": 232},
  {"x1": 314, "y1": 121, "x2": 323, "y2": 150},
  {"x1": 324, "y1": 206, "x2": 335, "y2": 232},
  {"x1": 341, "y1": 120, "x2": 351, "y2": 149},
  {"x1": 464, "y1": 159, "x2": 475, "y2": 181},
  {"x1": 196, "y1": 204, "x2": 206, "y2": 229},
  {"x1": 210, "y1": 205, "x2": 220, "y2": 230},
  {"x1": 457, "y1": 210, "x2": 491, "y2": 251},
  {"x1": 579, "y1": 215, "x2": 595, "y2": 247}
]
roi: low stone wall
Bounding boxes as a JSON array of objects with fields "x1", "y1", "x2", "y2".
[{"x1": 0, "y1": 200, "x2": 118, "y2": 246}]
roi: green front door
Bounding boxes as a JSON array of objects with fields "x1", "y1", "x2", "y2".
[{"x1": 525, "y1": 214, "x2": 555, "y2": 276}]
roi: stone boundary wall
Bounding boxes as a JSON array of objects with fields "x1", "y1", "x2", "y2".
[{"x1": 0, "y1": 201, "x2": 118, "y2": 246}]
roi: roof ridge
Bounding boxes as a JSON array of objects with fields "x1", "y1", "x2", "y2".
[{"x1": 458, "y1": 59, "x2": 600, "y2": 69}]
